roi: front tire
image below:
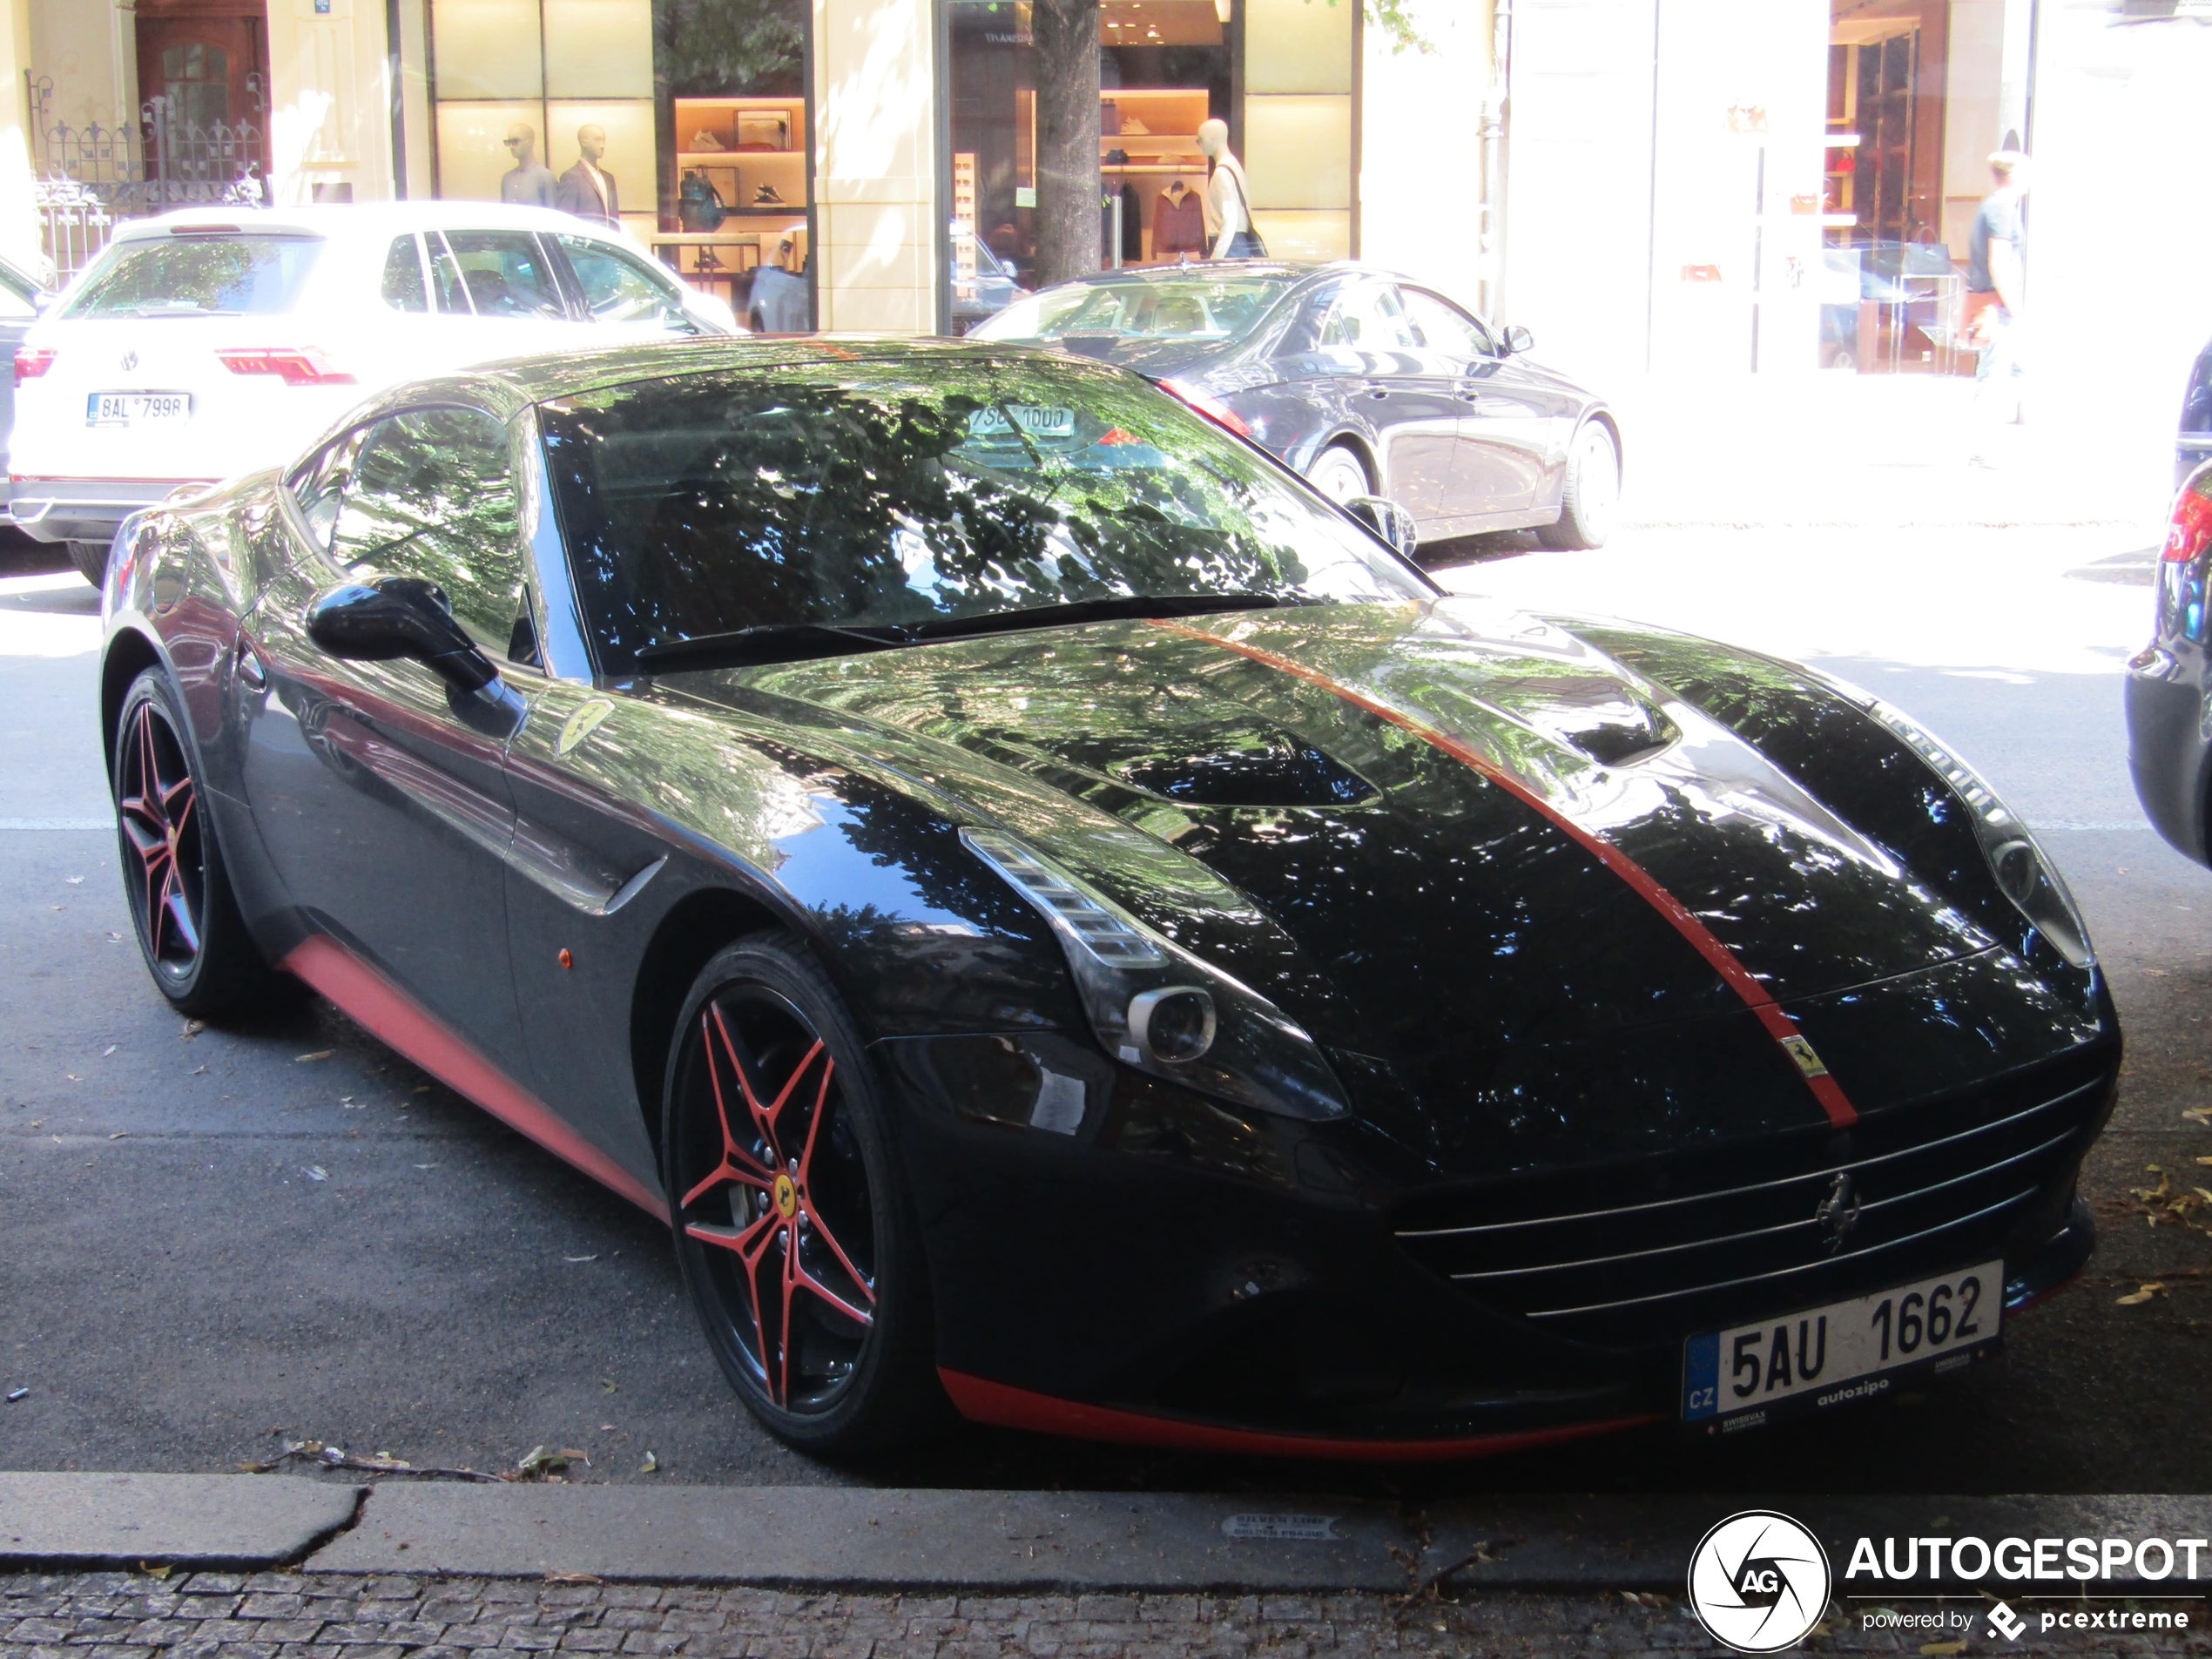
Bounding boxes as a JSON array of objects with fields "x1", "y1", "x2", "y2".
[
  {"x1": 1537, "y1": 421, "x2": 1620, "y2": 550},
  {"x1": 68, "y1": 540, "x2": 109, "y2": 589},
  {"x1": 662, "y1": 934, "x2": 941, "y2": 1456},
  {"x1": 113, "y1": 668, "x2": 276, "y2": 1017}
]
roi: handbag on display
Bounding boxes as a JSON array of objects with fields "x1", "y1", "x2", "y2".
[{"x1": 678, "y1": 170, "x2": 728, "y2": 233}]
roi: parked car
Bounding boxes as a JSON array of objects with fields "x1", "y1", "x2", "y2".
[
  {"x1": 14, "y1": 202, "x2": 736, "y2": 586},
  {"x1": 968, "y1": 261, "x2": 1620, "y2": 551},
  {"x1": 2177, "y1": 339, "x2": 2212, "y2": 488},
  {"x1": 950, "y1": 232, "x2": 1028, "y2": 334},
  {"x1": 2128, "y1": 460, "x2": 2212, "y2": 855},
  {"x1": 0, "y1": 251, "x2": 54, "y2": 522},
  {"x1": 102, "y1": 338, "x2": 2113, "y2": 1457}
]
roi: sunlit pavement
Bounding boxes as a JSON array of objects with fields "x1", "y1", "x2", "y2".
[{"x1": 4, "y1": 462, "x2": 2209, "y2": 1498}]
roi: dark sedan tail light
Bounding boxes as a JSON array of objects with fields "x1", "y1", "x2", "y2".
[
  {"x1": 14, "y1": 347, "x2": 54, "y2": 386},
  {"x1": 2160, "y1": 471, "x2": 2212, "y2": 642},
  {"x1": 1159, "y1": 377, "x2": 1254, "y2": 440},
  {"x1": 215, "y1": 347, "x2": 356, "y2": 386}
]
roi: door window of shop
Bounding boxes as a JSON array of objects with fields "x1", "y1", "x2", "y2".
[
  {"x1": 946, "y1": 0, "x2": 1354, "y2": 334},
  {"x1": 425, "y1": 0, "x2": 813, "y2": 327}
]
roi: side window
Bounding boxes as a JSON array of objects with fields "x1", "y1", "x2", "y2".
[
  {"x1": 556, "y1": 235, "x2": 698, "y2": 333},
  {"x1": 327, "y1": 408, "x2": 529, "y2": 658},
  {"x1": 1319, "y1": 284, "x2": 1418, "y2": 351},
  {"x1": 284, "y1": 429, "x2": 365, "y2": 550},
  {"x1": 380, "y1": 235, "x2": 428, "y2": 314},
  {"x1": 1402, "y1": 289, "x2": 1494, "y2": 359},
  {"x1": 439, "y1": 231, "x2": 567, "y2": 321},
  {"x1": 428, "y1": 232, "x2": 473, "y2": 314}
]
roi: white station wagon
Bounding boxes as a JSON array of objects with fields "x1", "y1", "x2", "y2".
[{"x1": 11, "y1": 201, "x2": 738, "y2": 583}]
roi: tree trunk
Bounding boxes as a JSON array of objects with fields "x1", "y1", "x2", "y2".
[{"x1": 1031, "y1": 0, "x2": 1100, "y2": 288}]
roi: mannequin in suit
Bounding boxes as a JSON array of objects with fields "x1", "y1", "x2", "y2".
[
  {"x1": 500, "y1": 124, "x2": 557, "y2": 207},
  {"x1": 556, "y1": 125, "x2": 620, "y2": 226}
]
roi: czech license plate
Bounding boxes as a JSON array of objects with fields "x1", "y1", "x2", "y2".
[
  {"x1": 1682, "y1": 1259, "x2": 2003, "y2": 1434},
  {"x1": 88, "y1": 392, "x2": 192, "y2": 427}
]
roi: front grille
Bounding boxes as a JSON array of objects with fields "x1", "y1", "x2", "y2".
[{"x1": 1393, "y1": 1053, "x2": 2113, "y2": 1349}]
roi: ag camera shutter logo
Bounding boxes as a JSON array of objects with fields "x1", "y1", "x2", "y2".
[{"x1": 1687, "y1": 1510, "x2": 1832, "y2": 1652}]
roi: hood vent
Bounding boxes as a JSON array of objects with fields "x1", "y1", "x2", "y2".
[{"x1": 1112, "y1": 738, "x2": 1377, "y2": 807}]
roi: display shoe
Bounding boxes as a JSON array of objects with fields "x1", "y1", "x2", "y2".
[
  {"x1": 691, "y1": 131, "x2": 725, "y2": 151},
  {"x1": 754, "y1": 184, "x2": 786, "y2": 205}
]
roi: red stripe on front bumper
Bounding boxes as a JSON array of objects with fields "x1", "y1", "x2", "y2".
[{"x1": 939, "y1": 1368, "x2": 1662, "y2": 1461}]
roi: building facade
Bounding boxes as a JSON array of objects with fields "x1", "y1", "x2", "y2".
[{"x1": 1, "y1": 0, "x2": 2204, "y2": 400}]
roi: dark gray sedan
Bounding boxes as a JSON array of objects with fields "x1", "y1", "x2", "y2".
[{"x1": 968, "y1": 261, "x2": 1620, "y2": 550}]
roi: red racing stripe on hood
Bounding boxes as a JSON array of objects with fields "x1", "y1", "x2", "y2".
[{"x1": 1150, "y1": 618, "x2": 1859, "y2": 1129}]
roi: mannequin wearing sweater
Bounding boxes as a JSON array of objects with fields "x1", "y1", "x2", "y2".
[{"x1": 1197, "y1": 118, "x2": 1253, "y2": 260}]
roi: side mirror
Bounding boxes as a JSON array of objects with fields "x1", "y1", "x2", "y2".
[
  {"x1": 1344, "y1": 494, "x2": 1418, "y2": 558},
  {"x1": 1501, "y1": 323, "x2": 1534, "y2": 356},
  {"x1": 305, "y1": 576, "x2": 500, "y2": 692}
]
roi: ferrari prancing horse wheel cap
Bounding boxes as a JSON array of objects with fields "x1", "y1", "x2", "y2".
[{"x1": 1685, "y1": 1509, "x2": 1832, "y2": 1653}]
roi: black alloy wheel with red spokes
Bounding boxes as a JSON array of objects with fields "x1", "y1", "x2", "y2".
[
  {"x1": 112, "y1": 669, "x2": 274, "y2": 1017},
  {"x1": 664, "y1": 935, "x2": 940, "y2": 1453}
]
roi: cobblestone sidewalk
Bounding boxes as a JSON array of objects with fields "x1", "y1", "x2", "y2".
[{"x1": 7, "y1": 1571, "x2": 2211, "y2": 1658}]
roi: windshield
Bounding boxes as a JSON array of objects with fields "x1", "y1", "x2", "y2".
[
  {"x1": 539, "y1": 355, "x2": 1431, "y2": 672},
  {"x1": 972, "y1": 275, "x2": 1294, "y2": 347},
  {"x1": 66, "y1": 234, "x2": 322, "y2": 319}
]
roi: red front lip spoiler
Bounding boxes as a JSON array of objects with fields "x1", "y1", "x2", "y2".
[{"x1": 939, "y1": 1368, "x2": 1664, "y2": 1462}]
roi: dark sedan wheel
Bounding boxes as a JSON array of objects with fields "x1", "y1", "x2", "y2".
[
  {"x1": 113, "y1": 669, "x2": 273, "y2": 1016},
  {"x1": 1538, "y1": 421, "x2": 1620, "y2": 550},
  {"x1": 664, "y1": 935, "x2": 941, "y2": 1454},
  {"x1": 1306, "y1": 442, "x2": 1372, "y2": 505}
]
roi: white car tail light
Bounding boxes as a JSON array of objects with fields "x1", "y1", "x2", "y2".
[{"x1": 214, "y1": 347, "x2": 355, "y2": 386}]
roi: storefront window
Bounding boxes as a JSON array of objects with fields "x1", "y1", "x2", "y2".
[
  {"x1": 425, "y1": 0, "x2": 812, "y2": 328},
  {"x1": 947, "y1": 0, "x2": 1352, "y2": 334}
]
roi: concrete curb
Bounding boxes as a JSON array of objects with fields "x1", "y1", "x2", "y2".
[
  {"x1": 0, "y1": 1474, "x2": 361, "y2": 1569},
  {"x1": 8, "y1": 1478, "x2": 2212, "y2": 1595}
]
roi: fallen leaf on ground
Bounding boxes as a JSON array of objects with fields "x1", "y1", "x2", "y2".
[
  {"x1": 2117, "y1": 1282, "x2": 2168, "y2": 1306},
  {"x1": 139, "y1": 1563, "x2": 171, "y2": 1580},
  {"x1": 180, "y1": 1020, "x2": 203, "y2": 1039},
  {"x1": 1920, "y1": 1642, "x2": 1966, "y2": 1656},
  {"x1": 100, "y1": 1045, "x2": 116, "y2": 1057},
  {"x1": 516, "y1": 1446, "x2": 570, "y2": 1477},
  {"x1": 414, "y1": 1163, "x2": 438, "y2": 1170},
  {"x1": 64, "y1": 876, "x2": 82, "y2": 885},
  {"x1": 302, "y1": 1166, "x2": 328, "y2": 1183},
  {"x1": 296, "y1": 1050, "x2": 334, "y2": 1062},
  {"x1": 563, "y1": 1254, "x2": 598, "y2": 1263},
  {"x1": 545, "y1": 1571, "x2": 604, "y2": 1586},
  {"x1": 107, "y1": 1132, "x2": 125, "y2": 1141},
  {"x1": 639, "y1": 1451, "x2": 658, "y2": 1474},
  {"x1": 2185, "y1": 1108, "x2": 2212, "y2": 1125},
  {"x1": 601, "y1": 1379, "x2": 617, "y2": 1393},
  {"x1": 190, "y1": 1065, "x2": 206, "y2": 1076},
  {"x1": 6, "y1": 1387, "x2": 28, "y2": 1401},
  {"x1": 413, "y1": 1084, "x2": 431, "y2": 1094},
  {"x1": 559, "y1": 1448, "x2": 590, "y2": 1464}
]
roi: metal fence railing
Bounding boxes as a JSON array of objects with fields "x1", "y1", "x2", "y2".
[{"x1": 25, "y1": 73, "x2": 269, "y2": 280}]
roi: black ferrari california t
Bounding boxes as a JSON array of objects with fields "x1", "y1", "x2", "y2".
[{"x1": 100, "y1": 337, "x2": 2114, "y2": 1458}]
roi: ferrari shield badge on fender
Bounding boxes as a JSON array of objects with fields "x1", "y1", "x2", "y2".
[{"x1": 557, "y1": 698, "x2": 615, "y2": 757}]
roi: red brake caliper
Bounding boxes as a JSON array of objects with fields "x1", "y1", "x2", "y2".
[{"x1": 680, "y1": 1005, "x2": 875, "y2": 1406}]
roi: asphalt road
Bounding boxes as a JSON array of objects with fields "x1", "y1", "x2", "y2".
[{"x1": 3, "y1": 519, "x2": 2207, "y2": 1501}]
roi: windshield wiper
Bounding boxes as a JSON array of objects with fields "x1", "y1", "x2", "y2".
[
  {"x1": 906, "y1": 591, "x2": 1296, "y2": 643},
  {"x1": 631, "y1": 620, "x2": 915, "y2": 671},
  {"x1": 631, "y1": 593, "x2": 1298, "y2": 672}
]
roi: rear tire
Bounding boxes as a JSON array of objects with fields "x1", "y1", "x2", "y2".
[
  {"x1": 1305, "y1": 442, "x2": 1372, "y2": 505},
  {"x1": 1537, "y1": 421, "x2": 1620, "y2": 550},
  {"x1": 113, "y1": 668, "x2": 279, "y2": 1018},
  {"x1": 662, "y1": 934, "x2": 944, "y2": 1457},
  {"x1": 68, "y1": 540, "x2": 109, "y2": 589}
]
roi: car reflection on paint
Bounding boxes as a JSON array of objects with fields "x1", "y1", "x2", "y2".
[{"x1": 100, "y1": 336, "x2": 2114, "y2": 1459}]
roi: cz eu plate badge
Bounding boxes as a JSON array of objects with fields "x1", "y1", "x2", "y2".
[{"x1": 1682, "y1": 1260, "x2": 2003, "y2": 1434}]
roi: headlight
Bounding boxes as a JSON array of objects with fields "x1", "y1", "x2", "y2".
[
  {"x1": 962, "y1": 827, "x2": 1351, "y2": 1121},
  {"x1": 1860, "y1": 701, "x2": 2095, "y2": 969}
]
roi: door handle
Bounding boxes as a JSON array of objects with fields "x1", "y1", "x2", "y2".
[
  {"x1": 235, "y1": 637, "x2": 267, "y2": 690},
  {"x1": 1368, "y1": 388, "x2": 1390, "y2": 401}
]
